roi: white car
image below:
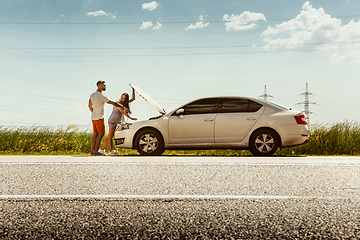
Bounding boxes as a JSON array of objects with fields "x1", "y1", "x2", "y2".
[{"x1": 114, "y1": 84, "x2": 309, "y2": 156}]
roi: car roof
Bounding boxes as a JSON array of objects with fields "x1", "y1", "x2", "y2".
[{"x1": 180, "y1": 96, "x2": 289, "y2": 110}]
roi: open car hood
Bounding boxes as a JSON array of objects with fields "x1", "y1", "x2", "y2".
[{"x1": 130, "y1": 84, "x2": 166, "y2": 115}]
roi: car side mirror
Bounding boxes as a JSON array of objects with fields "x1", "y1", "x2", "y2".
[{"x1": 176, "y1": 108, "x2": 184, "y2": 115}]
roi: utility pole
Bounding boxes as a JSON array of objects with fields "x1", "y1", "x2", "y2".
[
  {"x1": 259, "y1": 85, "x2": 273, "y2": 101},
  {"x1": 297, "y1": 83, "x2": 316, "y2": 125}
]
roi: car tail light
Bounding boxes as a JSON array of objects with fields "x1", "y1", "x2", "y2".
[{"x1": 294, "y1": 114, "x2": 307, "y2": 125}]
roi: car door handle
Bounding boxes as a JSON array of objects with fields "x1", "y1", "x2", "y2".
[
  {"x1": 247, "y1": 117, "x2": 257, "y2": 121},
  {"x1": 204, "y1": 118, "x2": 214, "y2": 122}
]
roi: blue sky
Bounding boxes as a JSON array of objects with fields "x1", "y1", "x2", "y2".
[{"x1": 1, "y1": 0, "x2": 360, "y2": 127}]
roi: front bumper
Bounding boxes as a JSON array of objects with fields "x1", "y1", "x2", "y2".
[
  {"x1": 114, "y1": 124, "x2": 138, "y2": 149},
  {"x1": 114, "y1": 138, "x2": 125, "y2": 145}
]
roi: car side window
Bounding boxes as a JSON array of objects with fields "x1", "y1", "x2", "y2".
[
  {"x1": 182, "y1": 98, "x2": 218, "y2": 115},
  {"x1": 219, "y1": 98, "x2": 262, "y2": 113},
  {"x1": 248, "y1": 100, "x2": 263, "y2": 112}
]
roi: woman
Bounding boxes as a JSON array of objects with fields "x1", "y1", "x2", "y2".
[{"x1": 99, "y1": 87, "x2": 137, "y2": 156}]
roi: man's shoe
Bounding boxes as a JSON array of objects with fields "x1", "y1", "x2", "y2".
[
  {"x1": 91, "y1": 152, "x2": 105, "y2": 156},
  {"x1": 109, "y1": 150, "x2": 119, "y2": 156}
]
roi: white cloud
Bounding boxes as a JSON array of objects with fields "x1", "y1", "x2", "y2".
[
  {"x1": 153, "y1": 22, "x2": 162, "y2": 30},
  {"x1": 223, "y1": 11, "x2": 266, "y2": 31},
  {"x1": 142, "y1": 1, "x2": 159, "y2": 11},
  {"x1": 261, "y1": 1, "x2": 360, "y2": 63},
  {"x1": 87, "y1": 10, "x2": 117, "y2": 19},
  {"x1": 140, "y1": 21, "x2": 153, "y2": 30},
  {"x1": 87, "y1": 10, "x2": 107, "y2": 17},
  {"x1": 185, "y1": 15, "x2": 209, "y2": 30},
  {"x1": 140, "y1": 21, "x2": 162, "y2": 30}
]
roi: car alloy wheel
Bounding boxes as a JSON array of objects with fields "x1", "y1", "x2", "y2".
[
  {"x1": 250, "y1": 129, "x2": 279, "y2": 156},
  {"x1": 134, "y1": 129, "x2": 164, "y2": 156},
  {"x1": 139, "y1": 133, "x2": 158, "y2": 153}
]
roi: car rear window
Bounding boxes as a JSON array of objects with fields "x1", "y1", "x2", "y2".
[{"x1": 248, "y1": 100, "x2": 263, "y2": 112}]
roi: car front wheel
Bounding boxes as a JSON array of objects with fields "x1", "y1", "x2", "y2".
[
  {"x1": 249, "y1": 129, "x2": 279, "y2": 156},
  {"x1": 134, "y1": 129, "x2": 165, "y2": 156}
]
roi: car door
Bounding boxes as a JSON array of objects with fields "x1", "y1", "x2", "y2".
[
  {"x1": 168, "y1": 98, "x2": 219, "y2": 144},
  {"x1": 215, "y1": 97, "x2": 264, "y2": 143}
]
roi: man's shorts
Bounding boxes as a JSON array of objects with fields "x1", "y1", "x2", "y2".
[{"x1": 92, "y1": 119, "x2": 105, "y2": 134}]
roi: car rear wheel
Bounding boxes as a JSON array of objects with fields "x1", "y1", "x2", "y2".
[
  {"x1": 249, "y1": 129, "x2": 279, "y2": 156},
  {"x1": 134, "y1": 129, "x2": 164, "y2": 156}
]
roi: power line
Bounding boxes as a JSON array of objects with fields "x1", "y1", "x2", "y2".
[
  {"x1": 0, "y1": 106, "x2": 88, "y2": 120},
  {"x1": 0, "y1": 14, "x2": 359, "y2": 25},
  {"x1": 311, "y1": 98, "x2": 360, "y2": 121},
  {"x1": 0, "y1": 91, "x2": 85, "y2": 108},
  {"x1": 2, "y1": 46, "x2": 360, "y2": 58},
  {"x1": 2, "y1": 41, "x2": 360, "y2": 50},
  {"x1": 0, "y1": 88, "x2": 85, "y2": 102},
  {"x1": 313, "y1": 96, "x2": 355, "y2": 112},
  {"x1": 0, "y1": 71, "x2": 92, "y2": 92}
]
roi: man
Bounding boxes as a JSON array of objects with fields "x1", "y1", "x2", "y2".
[{"x1": 88, "y1": 80, "x2": 127, "y2": 156}]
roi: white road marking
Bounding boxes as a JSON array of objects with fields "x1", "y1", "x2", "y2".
[
  {"x1": 1, "y1": 156, "x2": 360, "y2": 165},
  {"x1": 0, "y1": 195, "x2": 346, "y2": 200},
  {"x1": 1, "y1": 162, "x2": 359, "y2": 166}
]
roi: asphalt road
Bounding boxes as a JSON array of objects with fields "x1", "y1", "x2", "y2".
[{"x1": 1, "y1": 156, "x2": 360, "y2": 239}]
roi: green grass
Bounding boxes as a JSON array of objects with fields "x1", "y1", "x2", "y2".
[
  {"x1": 0, "y1": 125, "x2": 92, "y2": 155},
  {"x1": 1, "y1": 121, "x2": 360, "y2": 156}
]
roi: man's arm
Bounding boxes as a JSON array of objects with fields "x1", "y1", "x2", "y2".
[
  {"x1": 88, "y1": 99, "x2": 93, "y2": 113},
  {"x1": 107, "y1": 100, "x2": 129, "y2": 113},
  {"x1": 116, "y1": 106, "x2": 137, "y2": 121}
]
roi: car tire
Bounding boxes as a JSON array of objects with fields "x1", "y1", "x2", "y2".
[
  {"x1": 249, "y1": 129, "x2": 280, "y2": 156},
  {"x1": 134, "y1": 129, "x2": 165, "y2": 156}
]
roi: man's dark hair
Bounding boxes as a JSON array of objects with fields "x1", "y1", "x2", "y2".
[{"x1": 97, "y1": 80, "x2": 105, "y2": 86}]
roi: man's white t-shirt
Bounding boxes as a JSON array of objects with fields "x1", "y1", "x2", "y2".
[{"x1": 89, "y1": 91, "x2": 110, "y2": 120}]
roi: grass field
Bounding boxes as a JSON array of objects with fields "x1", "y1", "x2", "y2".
[{"x1": 1, "y1": 121, "x2": 360, "y2": 156}]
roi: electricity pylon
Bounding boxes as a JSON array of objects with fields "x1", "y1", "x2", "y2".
[
  {"x1": 297, "y1": 83, "x2": 316, "y2": 125},
  {"x1": 259, "y1": 85, "x2": 273, "y2": 101}
]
